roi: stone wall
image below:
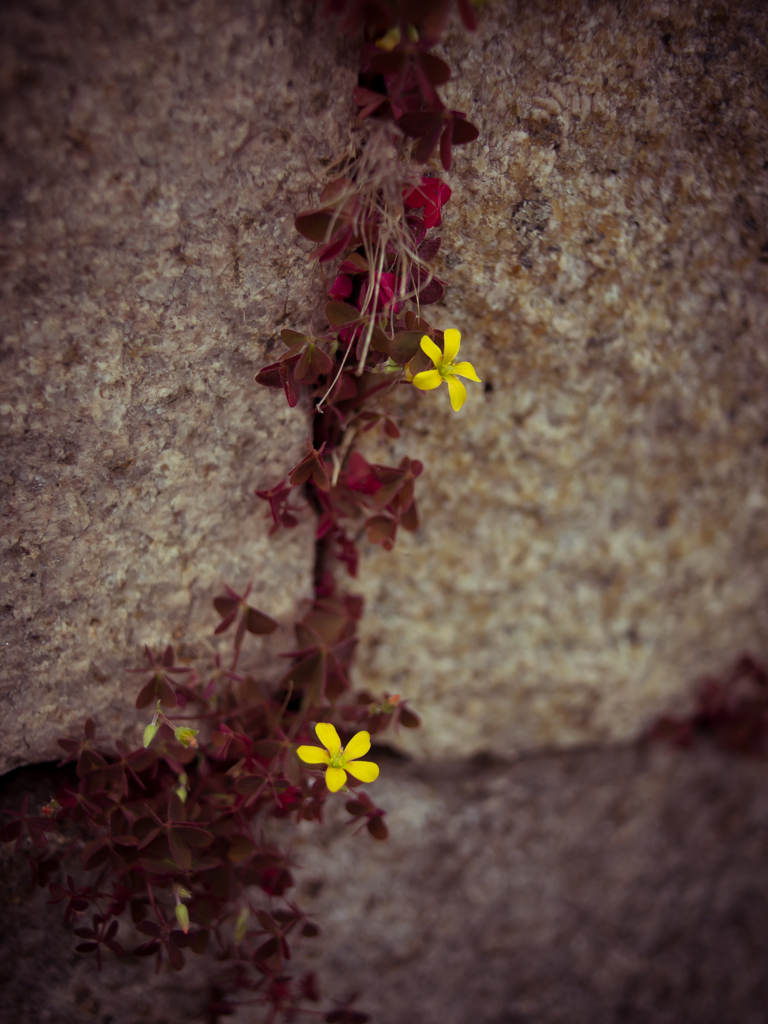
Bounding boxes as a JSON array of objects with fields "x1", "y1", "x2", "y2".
[
  {"x1": 355, "y1": 0, "x2": 768, "y2": 759},
  {"x1": 0, "y1": 0, "x2": 359, "y2": 771},
  {"x1": 2, "y1": 2, "x2": 768, "y2": 1024},
  {"x1": 3, "y1": 0, "x2": 767, "y2": 771}
]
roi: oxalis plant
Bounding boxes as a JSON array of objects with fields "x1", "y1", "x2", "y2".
[{"x1": 1, "y1": 2, "x2": 481, "y2": 1021}]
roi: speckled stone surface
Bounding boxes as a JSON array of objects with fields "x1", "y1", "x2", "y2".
[
  {"x1": 3, "y1": 0, "x2": 768, "y2": 768},
  {"x1": 354, "y1": 0, "x2": 768, "y2": 759},
  {"x1": 288, "y1": 743, "x2": 768, "y2": 1024},
  {"x1": 3, "y1": 741, "x2": 768, "y2": 1024},
  {"x1": 0, "y1": 0, "x2": 359, "y2": 771}
]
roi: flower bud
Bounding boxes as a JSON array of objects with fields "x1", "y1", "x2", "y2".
[
  {"x1": 175, "y1": 771, "x2": 189, "y2": 803},
  {"x1": 234, "y1": 907, "x2": 249, "y2": 945},
  {"x1": 143, "y1": 722, "x2": 159, "y2": 748},
  {"x1": 375, "y1": 26, "x2": 401, "y2": 51},
  {"x1": 175, "y1": 903, "x2": 190, "y2": 934},
  {"x1": 41, "y1": 798, "x2": 61, "y2": 818}
]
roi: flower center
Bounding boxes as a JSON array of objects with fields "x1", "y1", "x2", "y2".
[{"x1": 329, "y1": 750, "x2": 345, "y2": 768}]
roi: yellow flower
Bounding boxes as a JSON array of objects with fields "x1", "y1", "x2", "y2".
[
  {"x1": 412, "y1": 328, "x2": 481, "y2": 411},
  {"x1": 375, "y1": 26, "x2": 401, "y2": 50},
  {"x1": 297, "y1": 723, "x2": 379, "y2": 793}
]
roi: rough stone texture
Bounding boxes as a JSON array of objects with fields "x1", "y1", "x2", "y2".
[
  {"x1": 3, "y1": 741, "x2": 768, "y2": 1024},
  {"x1": 3, "y1": 5, "x2": 768, "y2": 1021},
  {"x1": 292, "y1": 743, "x2": 768, "y2": 1024},
  {"x1": 355, "y1": 0, "x2": 768, "y2": 759},
  {"x1": 0, "y1": 0, "x2": 360, "y2": 771}
]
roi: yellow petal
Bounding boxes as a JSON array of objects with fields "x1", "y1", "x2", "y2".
[
  {"x1": 446, "y1": 374, "x2": 467, "y2": 411},
  {"x1": 315, "y1": 722, "x2": 341, "y2": 755},
  {"x1": 325, "y1": 766, "x2": 347, "y2": 792},
  {"x1": 296, "y1": 745, "x2": 330, "y2": 765},
  {"x1": 443, "y1": 328, "x2": 461, "y2": 363},
  {"x1": 420, "y1": 335, "x2": 443, "y2": 366},
  {"x1": 343, "y1": 730, "x2": 371, "y2": 762},
  {"x1": 413, "y1": 369, "x2": 442, "y2": 391},
  {"x1": 344, "y1": 760, "x2": 379, "y2": 784},
  {"x1": 451, "y1": 360, "x2": 481, "y2": 382}
]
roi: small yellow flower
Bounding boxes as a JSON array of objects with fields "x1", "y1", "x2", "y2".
[
  {"x1": 412, "y1": 329, "x2": 481, "y2": 411},
  {"x1": 297, "y1": 723, "x2": 379, "y2": 793},
  {"x1": 375, "y1": 26, "x2": 401, "y2": 50}
]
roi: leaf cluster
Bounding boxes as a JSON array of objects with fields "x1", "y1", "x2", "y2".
[
  {"x1": 255, "y1": 1, "x2": 480, "y2": 572},
  {"x1": 648, "y1": 655, "x2": 768, "y2": 758},
  {"x1": 256, "y1": 195, "x2": 452, "y2": 576},
  {"x1": 348, "y1": 0, "x2": 480, "y2": 171},
  {"x1": 4, "y1": 585, "x2": 418, "y2": 1022}
]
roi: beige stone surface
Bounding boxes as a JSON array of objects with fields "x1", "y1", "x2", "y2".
[
  {"x1": 3, "y1": 0, "x2": 768, "y2": 772},
  {"x1": 0, "y1": 0, "x2": 358, "y2": 771},
  {"x1": 355, "y1": 0, "x2": 768, "y2": 758}
]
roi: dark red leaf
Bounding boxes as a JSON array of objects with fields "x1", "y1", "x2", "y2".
[
  {"x1": 417, "y1": 119, "x2": 446, "y2": 164},
  {"x1": 418, "y1": 277, "x2": 445, "y2": 305},
  {"x1": 133, "y1": 941, "x2": 160, "y2": 957},
  {"x1": 156, "y1": 675, "x2": 177, "y2": 708},
  {"x1": 168, "y1": 940, "x2": 185, "y2": 971},
  {"x1": 408, "y1": 347, "x2": 433, "y2": 376},
  {"x1": 452, "y1": 117, "x2": 480, "y2": 145},
  {"x1": 326, "y1": 300, "x2": 361, "y2": 326},
  {"x1": 281, "y1": 329, "x2": 307, "y2": 346},
  {"x1": 365, "y1": 515, "x2": 397, "y2": 549},
  {"x1": 389, "y1": 331, "x2": 423, "y2": 365},
  {"x1": 367, "y1": 50, "x2": 405, "y2": 76},
  {"x1": 418, "y1": 236, "x2": 442, "y2": 263},
  {"x1": 254, "y1": 363, "x2": 283, "y2": 389},
  {"x1": 0, "y1": 822, "x2": 21, "y2": 844},
  {"x1": 245, "y1": 606, "x2": 279, "y2": 635},
  {"x1": 169, "y1": 830, "x2": 192, "y2": 871},
  {"x1": 367, "y1": 816, "x2": 389, "y2": 841},
  {"x1": 401, "y1": 500, "x2": 420, "y2": 532},
  {"x1": 254, "y1": 936, "x2": 279, "y2": 961},
  {"x1": 420, "y1": 52, "x2": 451, "y2": 86},
  {"x1": 406, "y1": 215, "x2": 427, "y2": 246},
  {"x1": 399, "y1": 110, "x2": 439, "y2": 139},
  {"x1": 458, "y1": 0, "x2": 478, "y2": 30},
  {"x1": 137, "y1": 921, "x2": 161, "y2": 937},
  {"x1": 227, "y1": 835, "x2": 257, "y2": 863},
  {"x1": 295, "y1": 209, "x2": 334, "y2": 243},
  {"x1": 370, "y1": 326, "x2": 390, "y2": 354},
  {"x1": 213, "y1": 597, "x2": 239, "y2": 618},
  {"x1": 440, "y1": 123, "x2": 452, "y2": 171},
  {"x1": 257, "y1": 910, "x2": 277, "y2": 932},
  {"x1": 281, "y1": 362, "x2": 301, "y2": 407},
  {"x1": 175, "y1": 825, "x2": 213, "y2": 847},
  {"x1": 400, "y1": 706, "x2": 421, "y2": 728},
  {"x1": 345, "y1": 800, "x2": 369, "y2": 817},
  {"x1": 295, "y1": 343, "x2": 333, "y2": 384}
]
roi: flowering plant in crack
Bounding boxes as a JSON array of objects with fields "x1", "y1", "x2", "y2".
[
  {"x1": 6, "y1": 3, "x2": 484, "y2": 1022},
  {"x1": 8, "y1": 579, "x2": 412, "y2": 1021}
]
